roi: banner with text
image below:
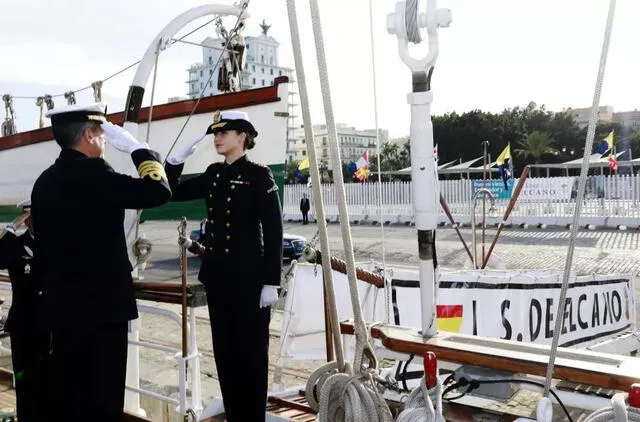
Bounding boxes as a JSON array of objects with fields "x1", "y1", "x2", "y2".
[
  {"x1": 431, "y1": 271, "x2": 633, "y2": 348},
  {"x1": 471, "y1": 179, "x2": 514, "y2": 200}
]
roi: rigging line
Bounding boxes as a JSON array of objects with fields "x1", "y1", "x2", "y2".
[
  {"x1": 8, "y1": 16, "x2": 222, "y2": 101},
  {"x1": 368, "y1": 0, "x2": 388, "y2": 324},
  {"x1": 162, "y1": 3, "x2": 249, "y2": 165},
  {"x1": 542, "y1": 0, "x2": 617, "y2": 398},
  {"x1": 134, "y1": 39, "x2": 163, "y2": 241},
  {"x1": 170, "y1": 38, "x2": 241, "y2": 54}
]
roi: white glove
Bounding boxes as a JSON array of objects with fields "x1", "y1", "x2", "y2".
[
  {"x1": 166, "y1": 134, "x2": 207, "y2": 165},
  {"x1": 179, "y1": 236, "x2": 193, "y2": 249},
  {"x1": 102, "y1": 122, "x2": 149, "y2": 154},
  {"x1": 259, "y1": 285, "x2": 279, "y2": 308}
]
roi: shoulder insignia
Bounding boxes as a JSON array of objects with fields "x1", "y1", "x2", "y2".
[
  {"x1": 138, "y1": 160, "x2": 167, "y2": 181},
  {"x1": 267, "y1": 185, "x2": 279, "y2": 194},
  {"x1": 24, "y1": 263, "x2": 31, "y2": 274}
]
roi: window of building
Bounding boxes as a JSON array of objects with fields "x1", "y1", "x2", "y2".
[
  {"x1": 262, "y1": 79, "x2": 265, "y2": 86},
  {"x1": 261, "y1": 55, "x2": 264, "y2": 63},
  {"x1": 200, "y1": 70, "x2": 203, "y2": 77},
  {"x1": 252, "y1": 78, "x2": 256, "y2": 85},
  {"x1": 191, "y1": 83, "x2": 195, "y2": 92},
  {"x1": 270, "y1": 68, "x2": 273, "y2": 75},
  {"x1": 279, "y1": 70, "x2": 282, "y2": 76},
  {"x1": 209, "y1": 69, "x2": 213, "y2": 76},
  {"x1": 270, "y1": 57, "x2": 274, "y2": 65},
  {"x1": 252, "y1": 65, "x2": 255, "y2": 71},
  {"x1": 200, "y1": 82, "x2": 203, "y2": 89},
  {"x1": 246, "y1": 44, "x2": 250, "y2": 49},
  {"x1": 208, "y1": 56, "x2": 213, "y2": 65},
  {"x1": 302, "y1": 150, "x2": 306, "y2": 156},
  {"x1": 261, "y1": 68, "x2": 264, "y2": 74}
]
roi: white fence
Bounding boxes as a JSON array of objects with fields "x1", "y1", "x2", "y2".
[{"x1": 283, "y1": 175, "x2": 640, "y2": 228}]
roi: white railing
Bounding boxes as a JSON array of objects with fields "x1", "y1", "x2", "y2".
[
  {"x1": 126, "y1": 304, "x2": 202, "y2": 417},
  {"x1": 283, "y1": 174, "x2": 640, "y2": 228}
]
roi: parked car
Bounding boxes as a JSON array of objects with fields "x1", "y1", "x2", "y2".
[{"x1": 189, "y1": 220, "x2": 307, "y2": 260}]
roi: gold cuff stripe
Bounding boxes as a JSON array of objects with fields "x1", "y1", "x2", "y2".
[
  {"x1": 137, "y1": 161, "x2": 167, "y2": 181},
  {"x1": 266, "y1": 185, "x2": 279, "y2": 194}
]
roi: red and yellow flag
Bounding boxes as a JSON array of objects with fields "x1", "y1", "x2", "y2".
[{"x1": 436, "y1": 304, "x2": 463, "y2": 333}]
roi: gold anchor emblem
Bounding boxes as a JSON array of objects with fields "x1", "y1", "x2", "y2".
[{"x1": 24, "y1": 263, "x2": 31, "y2": 274}]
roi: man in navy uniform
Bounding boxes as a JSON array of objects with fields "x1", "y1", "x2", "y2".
[
  {"x1": 0, "y1": 199, "x2": 49, "y2": 421},
  {"x1": 30, "y1": 103, "x2": 171, "y2": 421},
  {"x1": 166, "y1": 110, "x2": 283, "y2": 421}
]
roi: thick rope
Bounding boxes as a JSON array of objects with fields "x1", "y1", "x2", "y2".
[
  {"x1": 396, "y1": 377, "x2": 444, "y2": 422},
  {"x1": 321, "y1": 372, "x2": 392, "y2": 422},
  {"x1": 583, "y1": 393, "x2": 640, "y2": 422},
  {"x1": 542, "y1": 0, "x2": 617, "y2": 398},
  {"x1": 296, "y1": 1, "x2": 392, "y2": 420},
  {"x1": 285, "y1": 0, "x2": 345, "y2": 373},
  {"x1": 309, "y1": 0, "x2": 375, "y2": 375}
]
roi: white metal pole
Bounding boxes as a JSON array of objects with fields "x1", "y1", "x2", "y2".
[{"x1": 387, "y1": 0, "x2": 451, "y2": 337}]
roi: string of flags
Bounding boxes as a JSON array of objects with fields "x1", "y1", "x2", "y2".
[
  {"x1": 348, "y1": 151, "x2": 370, "y2": 181},
  {"x1": 296, "y1": 151, "x2": 370, "y2": 182},
  {"x1": 594, "y1": 130, "x2": 617, "y2": 171}
]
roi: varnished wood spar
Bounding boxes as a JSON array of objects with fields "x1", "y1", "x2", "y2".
[
  {"x1": 482, "y1": 165, "x2": 531, "y2": 268},
  {"x1": 439, "y1": 194, "x2": 474, "y2": 263},
  {"x1": 0, "y1": 273, "x2": 208, "y2": 307},
  {"x1": 0, "y1": 76, "x2": 289, "y2": 151},
  {"x1": 303, "y1": 247, "x2": 385, "y2": 288},
  {"x1": 340, "y1": 321, "x2": 640, "y2": 392}
]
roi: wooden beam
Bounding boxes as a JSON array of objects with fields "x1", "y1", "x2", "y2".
[{"x1": 340, "y1": 321, "x2": 640, "y2": 392}]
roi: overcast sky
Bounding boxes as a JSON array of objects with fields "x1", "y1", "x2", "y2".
[{"x1": 1, "y1": 0, "x2": 638, "y2": 138}]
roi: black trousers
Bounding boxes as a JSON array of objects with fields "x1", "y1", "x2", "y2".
[
  {"x1": 10, "y1": 328, "x2": 51, "y2": 422},
  {"x1": 301, "y1": 211, "x2": 309, "y2": 225},
  {"x1": 49, "y1": 322, "x2": 128, "y2": 422},
  {"x1": 207, "y1": 283, "x2": 271, "y2": 422}
]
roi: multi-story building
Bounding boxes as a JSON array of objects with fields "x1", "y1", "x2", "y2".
[
  {"x1": 289, "y1": 123, "x2": 389, "y2": 171},
  {"x1": 185, "y1": 20, "x2": 298, "y2": 158},
  {"x1": 613, "y1": 109, "x2": 640, "y2": 131},
  {"x1": 566, "y1": 105, "x2": 640, "y2": 131},
  {"x1": 566, "y1": 106, "x2": 614, "y2": 129}
]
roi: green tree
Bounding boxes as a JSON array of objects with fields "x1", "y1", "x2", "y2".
[
  {"x1": 369, "y1": 140, "x2": 411, "y2": 181},
  {"x1": 514, "y1": 131, "x2": 556, "y2": 175}
]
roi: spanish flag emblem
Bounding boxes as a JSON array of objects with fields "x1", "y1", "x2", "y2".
[{"x1": 436, "y1": 305, "x2": 463, "y2": 333}]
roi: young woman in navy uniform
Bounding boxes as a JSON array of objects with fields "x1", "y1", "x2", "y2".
[
  {"x1": 166, "y1": 110, "x2": 283, "y2": 421},
  {"x1": 0, "y1": 200, "x2": 49, "y2": 421},
  {"x1": 31, "y1": 103, "x2": 172, "y2": 421}
]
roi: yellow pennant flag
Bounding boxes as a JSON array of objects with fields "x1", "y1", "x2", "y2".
[
  {"x1": 298, "y1": 158, "x2": 309, "y2": 170},
  {"x1": 496, "y1": 143, "x2": 511, "y2": 166}
]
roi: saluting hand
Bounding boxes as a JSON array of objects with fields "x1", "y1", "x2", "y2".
[
  {"x1": 103, "y1": 122, "x2": 150, "y2": 154},
  {"x1": 5, "y1": 212, "x2": 29, "y2": 233},
  {"x1": 166, "y1": 133, "x2": 208, "y2": 165}
]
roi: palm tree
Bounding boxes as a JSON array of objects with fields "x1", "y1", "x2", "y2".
[{"x1": 514, "y1": 131, "x2": 556, "y2": 176}]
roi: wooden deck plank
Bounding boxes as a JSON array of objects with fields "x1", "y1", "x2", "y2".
[{"x1": 340, "y1": 321, "x2": 640, "y2": 392}]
